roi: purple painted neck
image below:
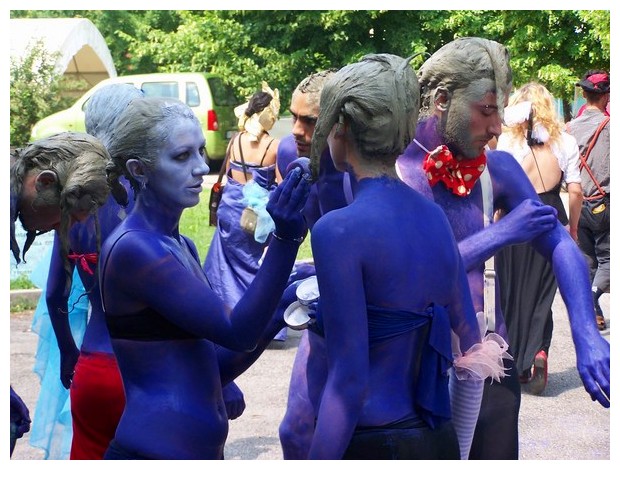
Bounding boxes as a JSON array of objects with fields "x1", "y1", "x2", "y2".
[{"x1": 415, "y1": 116, "x2": 443, "y2": 152}]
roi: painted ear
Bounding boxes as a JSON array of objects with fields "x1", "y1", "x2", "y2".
[
  {"x1": 126, "y1": 158, "x2": 146, "y2": 183},
  {"x1": 434, "y1": 88, "x2": 450, "y2": 111},
  {"x1": 34, "y1": 170, "x2": 59, "y2": 192},
  {"x1": 334, "y1": 114, "x2": 347, "y2": 137}
]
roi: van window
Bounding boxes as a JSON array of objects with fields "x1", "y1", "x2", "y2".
[
  {"x1": 141, "y1": 82, "x2": 179, "y2": 100},
  {"x1": 207, "y1": 77, "x2": 239, "y2": 106},
  {"x1": 186, "y1": 82, "x2": 200, "y2": 107}
]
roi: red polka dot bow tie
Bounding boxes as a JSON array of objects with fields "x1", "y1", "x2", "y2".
[{"x1": 422, "y1": 145, "x2": 487, "y2": 197}]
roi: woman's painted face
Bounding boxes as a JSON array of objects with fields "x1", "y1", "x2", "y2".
[{"x1": 146, "y1": 117, "x2": 209, "y2": 210}]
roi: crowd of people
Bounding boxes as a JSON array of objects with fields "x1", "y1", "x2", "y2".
[{"x1": 10, "y1": 36, "x2": 610, "y2": 460}]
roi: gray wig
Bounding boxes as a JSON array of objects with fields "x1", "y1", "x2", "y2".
[
  {"x1": 293, "y1": 69, "x2": 337, "y2": 112},
  {"x1": 105, "y1": 96, "x2": 199, "y2": 205},
  {"x1": 418, "y1": 37, "x2": 512, "y2": 119},
  {"x1": 85, "y1": 83, "x2": 145, "y2": 149},
  {"x1": 310, "y1": 53, "x2": 419, "y2": 178},
  {"x1": 10, "y1": 132, "x2": 110, "y2": 289}
]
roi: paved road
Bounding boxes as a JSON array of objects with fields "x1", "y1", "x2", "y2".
[{"x1": 10, "y1": 291, "x2": 610, "y2": 461}]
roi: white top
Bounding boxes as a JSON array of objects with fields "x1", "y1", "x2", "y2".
[{"x1": 496, "y1": 131, "x2": 581, "y2": 185}]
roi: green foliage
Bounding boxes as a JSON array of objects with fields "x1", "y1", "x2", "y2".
[
  {"x1": 10, "y1": 276, "x2": 39, "y2": 312},
  {"x1": 9, "y1": 40, "x2": 71, "y2": 147},
  {"x1": 493, "y1": 11, "x2": 609, "y2": 100},
  {"x1": 10, "y1": 10, "x2": 610, "y2": 121},
  {"x1": 10, "y1": 275, "x2": 37, "y2": 290}
]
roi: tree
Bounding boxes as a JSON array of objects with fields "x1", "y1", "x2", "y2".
[
  {"x1": 113, "y1": 10, "x2": 444, "y2": 102},
  {"x1": 421, "y1": 10, "x2": 610, "y2": 120},
  {"x1": 9, "y1": 40, "x2": 71, "y2": 147},
  {"x1": 10, "y1": 10, "x2": 610, "y2": 118}
]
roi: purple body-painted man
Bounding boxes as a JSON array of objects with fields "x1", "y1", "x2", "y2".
[{"x1": 396, "y1": 37, "x2": 610, "y2": 459}]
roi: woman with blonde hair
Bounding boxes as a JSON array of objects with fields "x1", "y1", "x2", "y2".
[{"x1": 496, "y1": 81, "x2": 583, "y2": 394}]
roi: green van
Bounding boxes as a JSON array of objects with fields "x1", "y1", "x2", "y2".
[{"x1": 30, "y1": 72, "x2": 240, "y2": 162}]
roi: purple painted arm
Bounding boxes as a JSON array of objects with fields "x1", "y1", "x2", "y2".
[
  {"x1": 10, "y1": 386, "x2": 31, "y2": 437},
  {"x1": 458, "y1": 198, "x2": 557, "y2": 272},
  {"x1": 216, "y1": 281, "x2": 297, "y2": 384},
  {"x1": 101, "y1": 168, "x2": 310, "y2": 351},
  {"x1": 472, "y1": 152, "x2": 610, "y2": 407},
  {"x1": 457, "y1": 152, "x2": 558, "y2": 271},
  {"x1": 46, "y1": 234, "x2": 80, "y2": 389}
]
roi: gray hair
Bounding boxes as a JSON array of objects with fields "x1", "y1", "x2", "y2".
[
  {"x1": 418, "y1": 37, "x2": 512, "y2": 119},
  {"x1": 310, "y1": 53, "x2": 419, "y2": 177},
  {"x1": 105, "y1": 96, "x2": 200, "y2": 205},
  {"x1": 293, "y1": 69, "x2": 337, "y2": 111},
  {"x1": 85, "y1": 83, "x2": 144, "y2": 149},
  {"x1": 10, "y1": 132, "x2": 110, "y2": 289}
]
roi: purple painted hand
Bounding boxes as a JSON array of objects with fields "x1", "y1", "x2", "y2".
[
  {"x1": 498, "y1": 198, "x2": 558, "y2": 244},
  {"x1": 10, "y1": 386, "x2": 31, "y2": 437},
  {"x1": 60, "y1": 345, "x2": 80, "y2": 389},
  {"x1": 285, "y1": 157, "x2": 312, "y2": 179},
  {"x1": 222, "y1": 381, "x2": 246, "y2": 420},
  {"x1": 267, "y1": 167, "x2": 310, "y2": 242}
]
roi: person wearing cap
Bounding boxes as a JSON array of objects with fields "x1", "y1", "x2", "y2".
[
  {"x1": 576, "y1": 70, "x2": 610, "y2": 118},
  {"x1": 566, "y1": 70, "x2": 610, "y2": 331},
  {"x1": 396, "y1": 37, "x2": 610, "y2": 459}
]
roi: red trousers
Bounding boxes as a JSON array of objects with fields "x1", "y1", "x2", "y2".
[{"x1": 70, "y1": 352, "x2": 125, "y2": 460}]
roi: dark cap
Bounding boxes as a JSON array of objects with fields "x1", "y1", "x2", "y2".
[{"x1": 576, "y1": 70, "x2": 610, "y2": 93}]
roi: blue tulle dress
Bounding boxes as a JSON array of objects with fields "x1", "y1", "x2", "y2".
[{"x1": 28, "y1": 246, "x2": 89, "y2": 459}]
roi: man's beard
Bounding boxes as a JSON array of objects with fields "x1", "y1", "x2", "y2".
[{"x1": 438, "y1": 105, "x2": 479, "y2": 159}]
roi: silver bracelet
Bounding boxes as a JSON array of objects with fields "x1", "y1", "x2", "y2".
[{"x1": 272, "y1": 231, "x2": 306, "y2": 244}]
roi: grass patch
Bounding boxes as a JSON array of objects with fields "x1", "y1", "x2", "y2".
[
  {"x1": 180, "y1": 190, "x2": 313, "y2": 261},
  {"x1": 11, "y1": 298, "x2": 39, "y2": 313},
  {"x1": 179, "y1": 190, "x2": 217, "y2": 261}
]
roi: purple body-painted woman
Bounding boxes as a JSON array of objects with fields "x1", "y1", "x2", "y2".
[{"x1": 99, "y1": 96, "x2": 310, "y2": 459}]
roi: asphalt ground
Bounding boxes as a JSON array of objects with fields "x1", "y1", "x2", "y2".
[{"x1": 9, "y1": 290, "x2": 611, "y2": 466}]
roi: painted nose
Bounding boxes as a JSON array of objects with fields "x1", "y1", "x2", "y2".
[
  {"x1": 489, "y1": 114, "x2": 503, "y2": 137},
  {"x1": 193, "y1": 160, "x2": 210, "y2": 177},
  {"x1": 292, "y1": 118, "x2": 305, "y2": 138}
]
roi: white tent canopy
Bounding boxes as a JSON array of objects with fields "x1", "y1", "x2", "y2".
[{"x1": 10, "y1": 17, "x2": 117, "y2": 89}]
